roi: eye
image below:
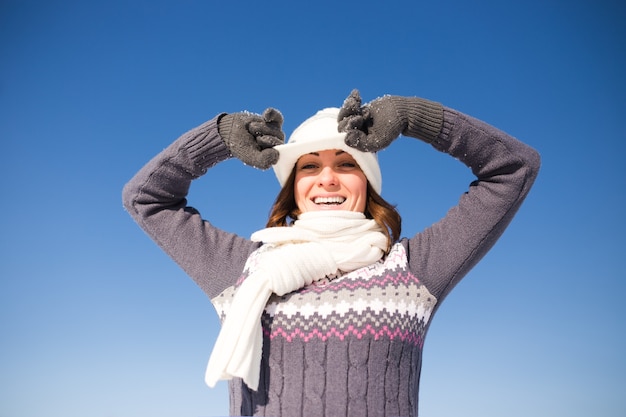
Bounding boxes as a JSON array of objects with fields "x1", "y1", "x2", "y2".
[
  {"x1": 337, "y1": 158, "x2": 360, "y2": 170},
  {"x1": 297, "y1": 161, "x2": 319, "y2": 170}
]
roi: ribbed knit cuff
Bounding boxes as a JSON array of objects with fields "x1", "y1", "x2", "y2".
[
  {"x1": 183, "y1": 114, "x2": 232, "y2": 175},
  {"x1": 396, "y1": 97, "x2": 444, "y2": 143},
  {"x1": 216, "y1": 112, "x2": 235, "y2": 145}
]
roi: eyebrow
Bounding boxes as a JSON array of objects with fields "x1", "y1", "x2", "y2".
[{"x1": 308, "y1": 150, "x2": 346, "y2": 156}]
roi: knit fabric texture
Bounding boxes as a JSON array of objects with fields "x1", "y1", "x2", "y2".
[
  {"x1": 122, "y1": 102, "x2": 541, "y2": 417},
  {"x1": 205, "y1": 211, "x2": 387, "y2": 390},
  {"x1": 214, "y1": 242, "x2": 434, "y2": 416}
]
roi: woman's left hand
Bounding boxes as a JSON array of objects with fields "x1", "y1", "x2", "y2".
[{"x1": 337, "y1": 89, "x2": 406, "y2": 152}]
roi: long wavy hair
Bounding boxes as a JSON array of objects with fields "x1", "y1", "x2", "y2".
[{"x1": 266, "y1": 169, "x2": 402, "y2": 253}]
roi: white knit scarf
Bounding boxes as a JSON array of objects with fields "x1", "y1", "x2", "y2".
[{"x1": 204, "y1": 210, "x2": 387, "y2": 391}]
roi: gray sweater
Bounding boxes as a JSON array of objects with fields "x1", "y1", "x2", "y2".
[{"x1": 122, "y1": 106, "x2": 540, "y2": 416}]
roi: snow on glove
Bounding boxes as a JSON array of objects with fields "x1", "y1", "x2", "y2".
[
  {"x1": 338, "y1": 89, "x2": 444, "y2": 152},
  {"x1": 218, "y1": 108, "x2": 285, "y2": 170}
]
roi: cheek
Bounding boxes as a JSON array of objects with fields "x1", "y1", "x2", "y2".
[
  {"x1": 350, "y1": 174, "x2": 368, "y2": 196},
  {"x1": 357, "y1": 185, "x2": 368, "y2": 211},
  {"x1": 356, "y1": 177, "x2": 369, "y2": 209},
  {"x1": 293, "y1": 176, "x2": 309, "y2": 205}
]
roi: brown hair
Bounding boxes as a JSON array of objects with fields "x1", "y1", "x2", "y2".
[{"x1": 266, "y1": 169, "x2": 402, "y2": 253}]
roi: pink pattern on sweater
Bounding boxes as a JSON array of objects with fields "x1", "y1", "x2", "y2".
[{"x1": 264, "y1": 323, "x2": 425, "y2": 346}]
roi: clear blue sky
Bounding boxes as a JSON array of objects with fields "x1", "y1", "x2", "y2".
[{"x1": 1, "y1": 1, "x2": 624, "y2": 416}]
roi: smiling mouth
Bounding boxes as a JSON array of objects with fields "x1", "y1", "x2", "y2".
[{"x1": 313, "y1": 196, "x2": 346, "y2": 205}]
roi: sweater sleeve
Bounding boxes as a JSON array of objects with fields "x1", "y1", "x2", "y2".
[
  {"x1": 405, "y1": 107, "x2": 541, "y2": 303},
  {"x1": 122, "y1": 116, "x2": 262, "y2": 300}
]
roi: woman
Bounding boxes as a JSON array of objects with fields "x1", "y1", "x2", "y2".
[{"x1": 122, "y1": 89, "x2": 540, "y2": 416}]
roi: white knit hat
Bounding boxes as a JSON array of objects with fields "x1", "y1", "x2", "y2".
[{"x1": 273, "y1": 107, "x2": 382, "y2": 194}]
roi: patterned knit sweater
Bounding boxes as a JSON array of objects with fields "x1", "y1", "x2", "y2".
[{"x1": 122, "y1": 105, "x2": 540, "y2": 416}]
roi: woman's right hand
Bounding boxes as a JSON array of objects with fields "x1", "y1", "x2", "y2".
[{"x1": 218, "y1": 108, "x2": 285, "y2": 170}]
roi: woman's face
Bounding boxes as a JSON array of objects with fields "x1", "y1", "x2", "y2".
[{"x1": 294, "y1": 149, "x2": 368, "y2": 214}]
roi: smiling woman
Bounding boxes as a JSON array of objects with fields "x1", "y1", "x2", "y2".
[
  {"x1": 294, "y1": 149, "x2": 368, "y2": 213},
  {"x1": 265, "y1": 113, "x2": 402, "y2": 255},
  {"x1": 266, "y1": 107, "x2": 401, "y2": 251},
  {"x1": 122, "y1": 89, "x2": 540, "y2": 416}
]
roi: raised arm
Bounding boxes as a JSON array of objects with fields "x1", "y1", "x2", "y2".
[
  {"x1": 410, "y1": 106, "x2": 540, "y2": 302},
  {"x1": 338, "y1": 90, "x2": 541, "y2": 302},
  {"x1": 122, "y1": 109, "x2": 285, "y2": 299}
]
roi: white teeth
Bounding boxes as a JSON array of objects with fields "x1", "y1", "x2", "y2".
[{"x1": 314, "y1": 196, "x2": 346, "y2": 205}]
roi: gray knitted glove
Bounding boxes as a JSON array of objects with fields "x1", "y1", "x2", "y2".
[
  {"x1": 218, "y1": 108, "x2": 285, "y2": 169},
  {"x1": 338, "y1": 89, "x2": 444, "y2": 152}
]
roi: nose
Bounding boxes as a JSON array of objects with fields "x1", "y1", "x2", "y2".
[{"x1": 317, "y1": 166, "x2": 338, "y2": 188}]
